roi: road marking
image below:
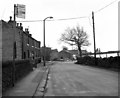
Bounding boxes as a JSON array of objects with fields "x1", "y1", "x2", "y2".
[
  {"x1": 53, "y1": 85, "x2": 57, "y2": 87},
  {"x1": 73, "y1": 90, "x2": 98, "y2": 94},
  {"x1": 14, "y1": 90, "x2": 25, "y2": 93}
]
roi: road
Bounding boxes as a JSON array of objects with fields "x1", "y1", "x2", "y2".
[{"x1": 43, "y1": 61, "x2": 118, "y2": 96}]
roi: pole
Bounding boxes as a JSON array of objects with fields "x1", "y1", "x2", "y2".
[
  {"x1": 12, "y1": 4, "x2": 16, "y2": 86},
  {"x1": 43, "y1": 16, "x2": 53, "y2": 66},
  {"x1": 92, "y1": 11, "x2": 97, "y2": 65},
  {"x1": 43, "y1": 20, "x2": 46, "y2": 66},
  {"x1": 14, "y1": 4, "x2": 16, "y2": 21}
]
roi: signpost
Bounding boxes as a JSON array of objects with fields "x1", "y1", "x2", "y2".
[{"x1": 12, "y1": 4, "x2": 25, "y2": 86}]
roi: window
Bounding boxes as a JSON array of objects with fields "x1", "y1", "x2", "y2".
[
  {"x1": 32, "y1": 51, "x2": 34, "y2": 59},
  {"x1": 27, "y1": 36, "x2": 29, "y2": 44},
  {"x1": 32, "y1": 40, "x2": 34, "y2": 47},
  {"x1": 38, "y1": 42, "x2": 40, "y2": 48},
  {"x1": 35, "y1": 52, "x2": 37, "y2": 57},
  {"x1": 34, "y1": 41, "x2": 36, "y2": 47}
]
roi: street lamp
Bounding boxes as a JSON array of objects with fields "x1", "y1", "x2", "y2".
[{"x1": 43, "y1": 16, "x2": 53, "y2": 66}]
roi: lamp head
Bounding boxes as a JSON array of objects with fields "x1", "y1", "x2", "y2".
[
  {"x1": 49, "y1": 16, "x2": 53, "y2": 19},
  {"x1": 44, "y1": 16, "x2": 53, "y2": 21}
]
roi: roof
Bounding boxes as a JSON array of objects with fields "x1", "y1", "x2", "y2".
[{"x1": 59, "y1": 50, "x2": 71, "y2": 54}]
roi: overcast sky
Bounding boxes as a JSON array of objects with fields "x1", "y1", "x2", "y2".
[{"x1": 0, "y1": 0, "x2": 119, "y2": 55}]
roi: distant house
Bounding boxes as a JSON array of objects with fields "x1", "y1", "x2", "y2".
[
  {"x1": 58, "y1": 49, "x2": 88, "y2": 61},
  {"x1": 80, "y1": 50, "x2": 88, "y2": 56},
  {"x1": 41, "y1": 47, "x2": 52, "y2": 61},
  {"x1": 68, "y1": 49, "x2": 88, "y2": 57},
  {"x1": 50, "y1": 49, "x2": 59, "y2": 61},
  {"x1": 59, "y1": 50, "x2": 73, "y2": 61},
  {"x1": 68, "y1": 50, "x2": 79, "y2": 56}
]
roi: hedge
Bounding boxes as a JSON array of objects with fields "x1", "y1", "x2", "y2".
[
  {"x1": 2, "y1": 59, "x2": 33, "y2": 93},
  {"x1": 76, "y1": 56, "x2": 120, "y2": 71}
]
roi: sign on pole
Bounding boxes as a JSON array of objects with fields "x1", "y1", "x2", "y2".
[{"x1": 15, "y1": 4, "x2": 26, "y2": 19}]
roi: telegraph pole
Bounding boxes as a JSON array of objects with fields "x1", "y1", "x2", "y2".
[{"x1": 92, "y1": 11, "x2": 97, "y2": 65}]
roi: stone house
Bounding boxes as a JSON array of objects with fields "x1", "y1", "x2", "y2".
[
  {"x1": 59, "y1": 50, "x2": 73, "y2": 61},
  {"x1": 1, "y1": 17, "x2": 41, "y2": 62}
]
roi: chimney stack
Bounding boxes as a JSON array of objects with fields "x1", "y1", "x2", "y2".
[
  {"x1": 10, "y1": 16, "x2": 12, "y2": 21},
  {"x1": 17, "y1": 23, "x2": 19, "y2": 27},
  {"x1": 25, "y1": 28, "x2": 27, "y2": 31},
  {"x1": 8, "y1": 16, "x2": 14, "y2": 26},
  {"x1": 20, "y1": 23, "x2": 22, "y2": 27},
  {"x1": 25, "y1": 28, "x2": 29, "y2": 34},
  {"x1": 20, "y1": 23, "x2": 23, "y2": 30}
]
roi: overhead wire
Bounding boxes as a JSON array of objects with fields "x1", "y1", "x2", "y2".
[
  {"x1": 17, "y1": 16, "x2": 88, "y2": 22},
  {"x1": 17, "y1": 20, "x2": 43, "y2": 22},
  {"x1": 16, "y1": 0, "x2": 118, "y2": 23},
  {"x1": 94, "y1": 0, "x2": 118, "y2": 13},
  {"x1": 53, "y1": 16, "x2": 88, "y2": 21},
  {"x1": 87, "y1": 0, "x2": 118, "y2": 27}
]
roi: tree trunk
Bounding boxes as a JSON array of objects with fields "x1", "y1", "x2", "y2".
[{"x1": 78, "y1": 45, "x2": 82, "y2": 57}]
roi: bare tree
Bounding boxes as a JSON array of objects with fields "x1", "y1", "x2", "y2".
[{"x1": 60, "y1": 25, "x2": 90, "y2": 57}]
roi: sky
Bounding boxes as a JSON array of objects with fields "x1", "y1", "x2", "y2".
[{"x1": 0, "y1": 0, "x2": 119, "y2": 55}]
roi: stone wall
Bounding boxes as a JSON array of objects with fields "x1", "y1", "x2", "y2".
[
  {"x1": 0, "y1": 21, "x2": 2, "y2": 96},
  {"x1": 2, "y1": 21, "x2": 14, "y2": 61},
  {"x1": 0, "y1": 21, "x2": 2, "y2": 62},
  {"x1": 15, "y1": 27, "x2": 22, "y2": 60}
]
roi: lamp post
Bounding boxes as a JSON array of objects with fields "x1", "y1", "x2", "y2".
[{"x1": 43, "y1": 16, "x2": 53, "y2": 66}]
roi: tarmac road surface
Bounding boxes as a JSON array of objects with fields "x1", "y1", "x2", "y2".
[{"x1": 44, "y1": 61, "x2": 118, "y2": 96}]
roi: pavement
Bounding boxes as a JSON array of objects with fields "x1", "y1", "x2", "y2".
[
  {"x1": 0, "y1": 66, "x2": 2, "y2": 97},
  {"x1": 2, "y1": 62, "x2": 50, "y2": 97}
]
